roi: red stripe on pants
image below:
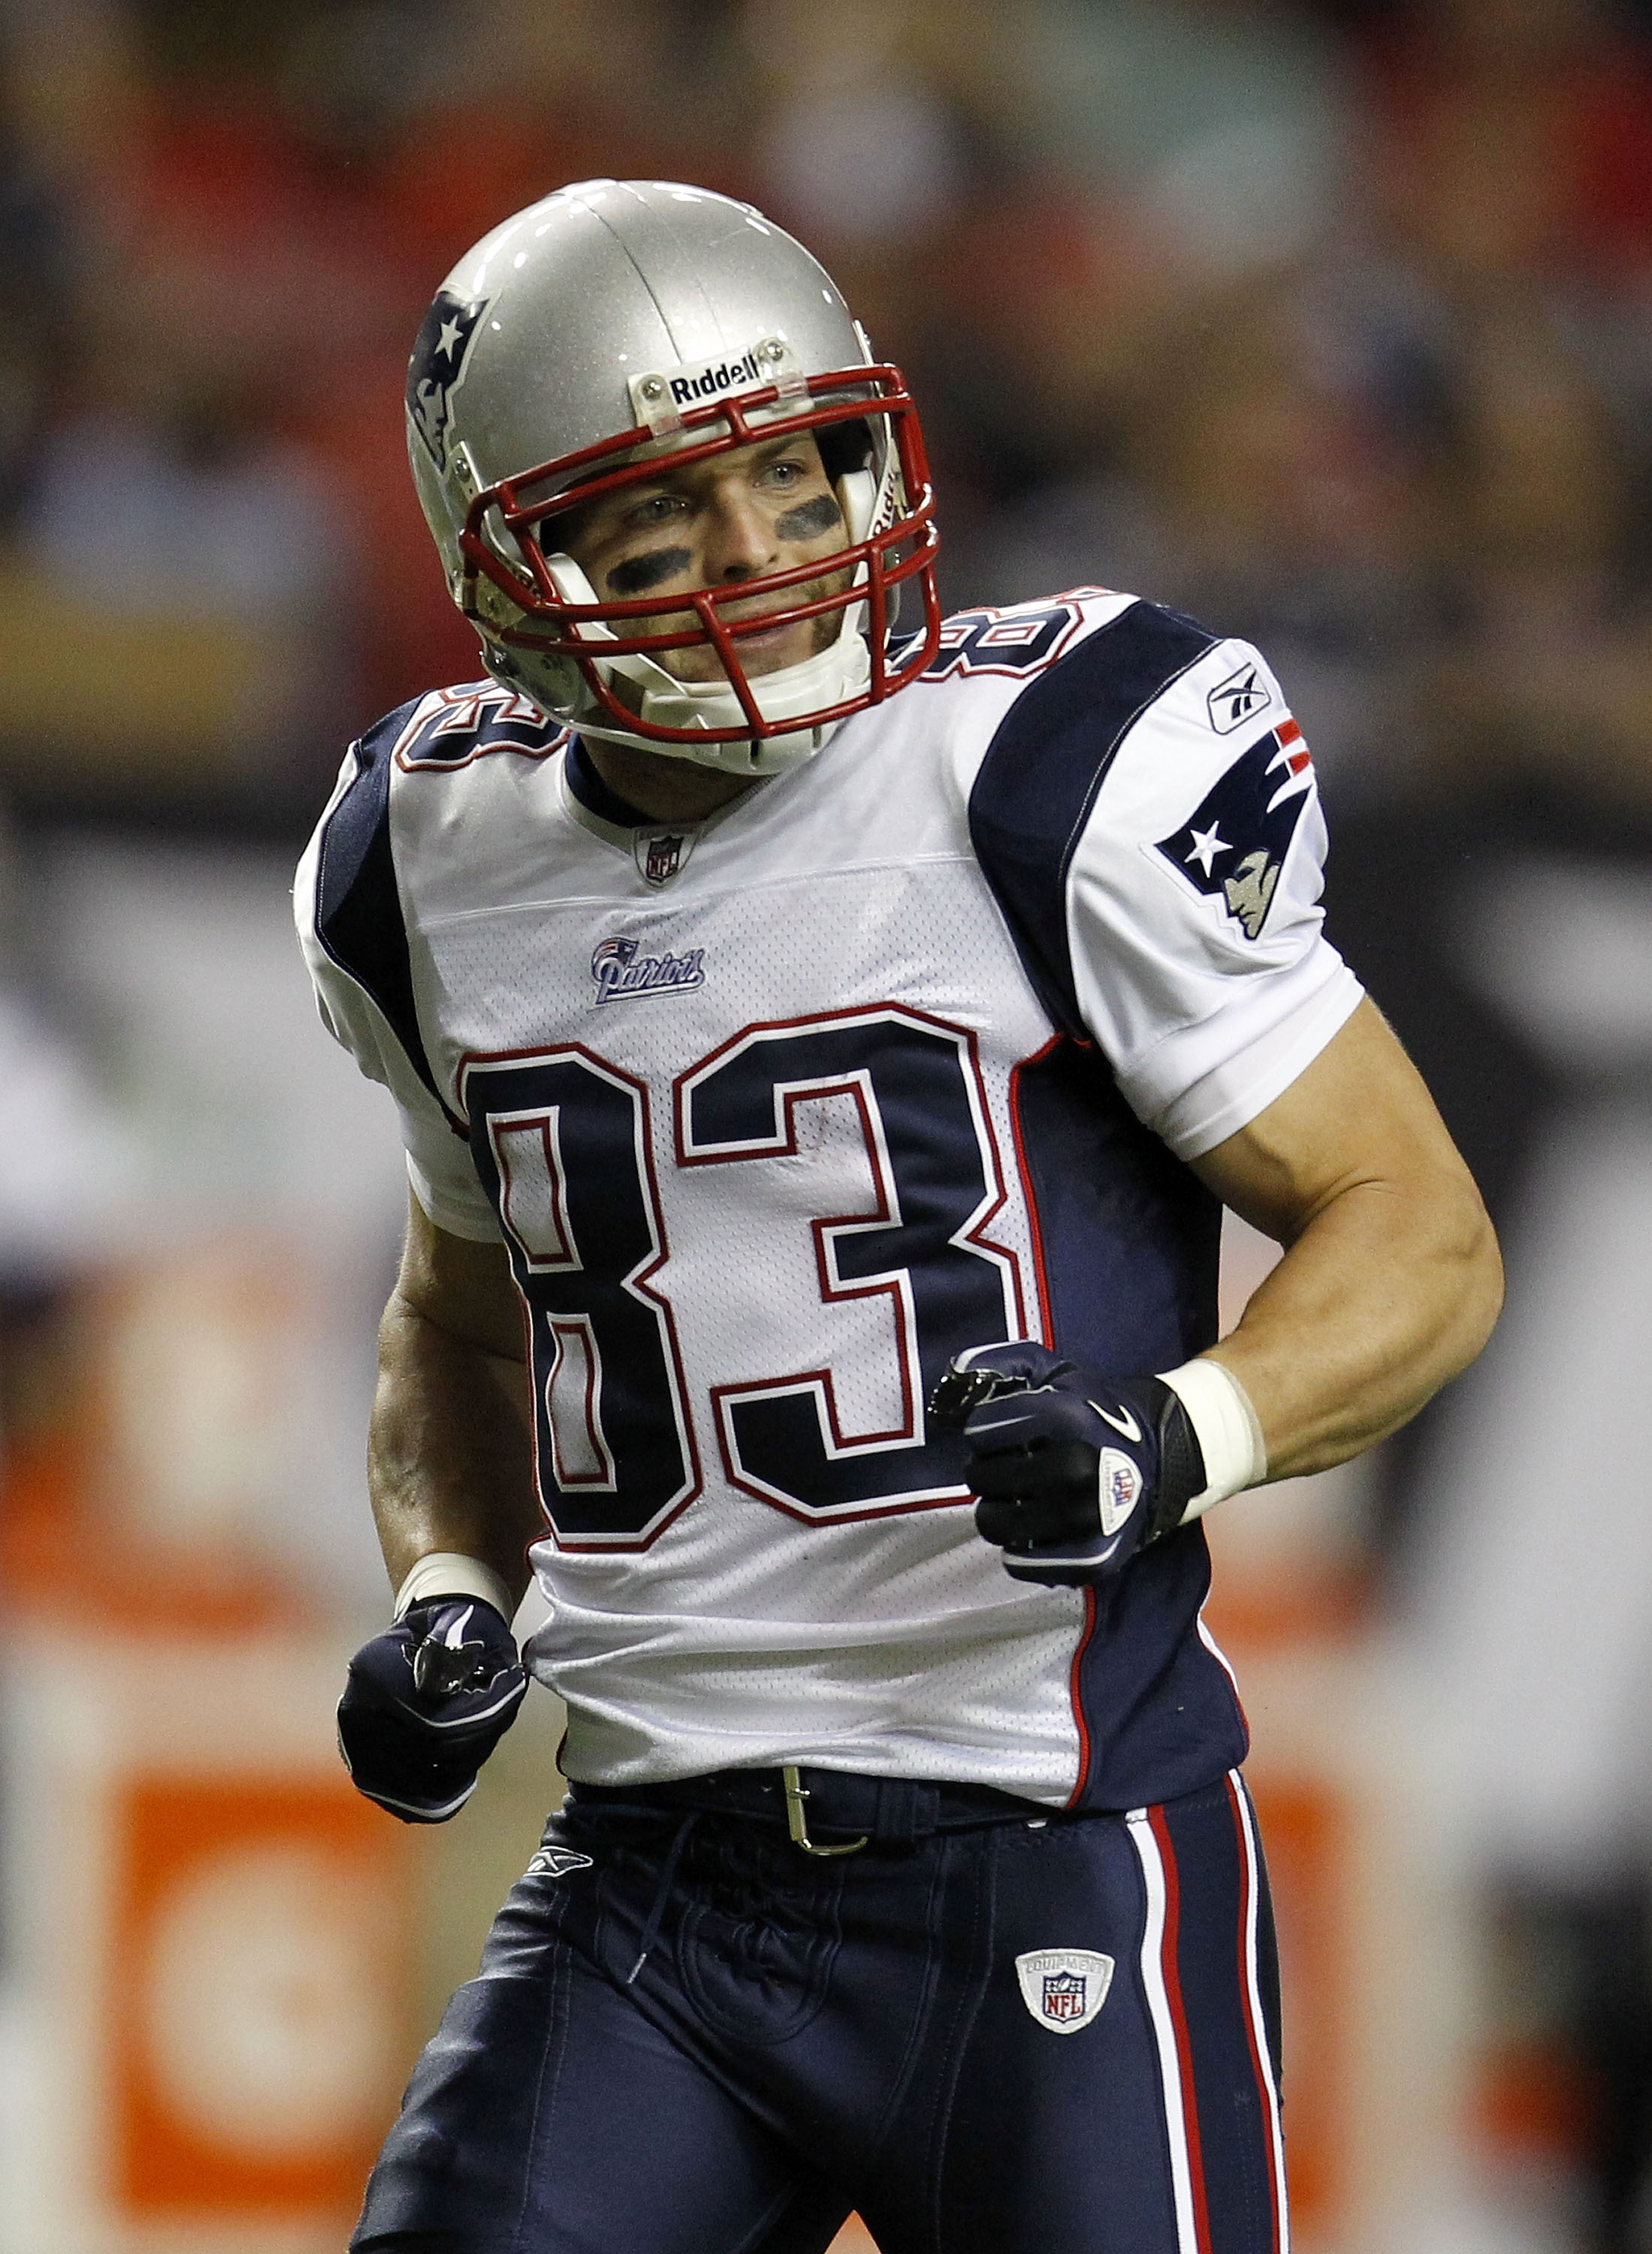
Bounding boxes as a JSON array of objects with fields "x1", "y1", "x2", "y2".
[{"x1": 1149, "y1": 1803, "x2": 1214, "y2": 2254}]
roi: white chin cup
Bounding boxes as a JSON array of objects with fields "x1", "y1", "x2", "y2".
[
  {"x1": 612, "y1": 620, "x2": 870, "y2": 763},
  {"x1": 542, "y1": 554, "x2": 871, "y2": 775}
]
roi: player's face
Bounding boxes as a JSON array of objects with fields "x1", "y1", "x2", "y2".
[{"x1": 554, "y1": 432, "x2": 853, "y2": 684}]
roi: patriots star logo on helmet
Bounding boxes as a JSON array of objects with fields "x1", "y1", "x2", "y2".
[
  {"x1": 407, "y1": 290, "x2": 488, "y2": 470},
  {"x1": 1149, "y1": 719, "x2": 1315, "y2": 942}
]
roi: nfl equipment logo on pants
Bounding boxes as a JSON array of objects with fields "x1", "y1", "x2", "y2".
[{"x1": 1016, "y1": 1948, "x2": 1116, "y2": 2035}]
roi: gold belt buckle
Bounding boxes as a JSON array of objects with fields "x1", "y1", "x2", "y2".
[{"x1": 781, "y1": 1766, "x2": 868, "y2": 1858}]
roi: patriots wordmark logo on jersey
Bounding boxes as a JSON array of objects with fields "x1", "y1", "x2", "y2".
[
  {"x1": 634, "y1": 829, "x2": 693, "y2": 887},
  {"x1": 1015, "y1": 1949, "x2": 1116, "y2": 2035},
  {"x1": 591, "y1": 935, "x2": 707, "y2": 1005},
  {"x1": 1207, "y1": 657, "x2": 1275, "y2": 735},
  {"x1": 406, "y1": 291, "x2": 488, "y2": 470},
  {"x1": 1150, "y1": 720, "x2": 1315, "y2": 941}
]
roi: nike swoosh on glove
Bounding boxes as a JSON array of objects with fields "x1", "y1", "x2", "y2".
[
  {"x1": 929, "y1": 1340, "x2": 1207, "y2": 1588},
  {"x1": 337, "y1": 1597, "x2": 527, "y2": 1823}
]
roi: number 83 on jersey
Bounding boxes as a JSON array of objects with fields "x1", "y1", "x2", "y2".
[{"x1": 462, "y1": 1005, "x2": 1028, "y2": 1548}]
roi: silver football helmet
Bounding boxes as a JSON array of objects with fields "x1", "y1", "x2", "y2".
[{"x1": 406, "y1": 180, "x2": 941, "y2": 775}]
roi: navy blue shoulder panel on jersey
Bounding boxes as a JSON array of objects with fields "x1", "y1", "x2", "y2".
[
  {"x1": 966, "y1": 614, "x2": 1240, "y2": 1809},
  {"x1": 313, "y1": 699, "x2": 463, "y2": 1133},
  {"x1": 968, "y1": 600, "x2": 1219, "y2": 1034}
]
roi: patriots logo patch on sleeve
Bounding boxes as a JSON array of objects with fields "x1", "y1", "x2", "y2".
[{"x1": 1150, "y1": 720, "x2": 1315, "y2": 941}]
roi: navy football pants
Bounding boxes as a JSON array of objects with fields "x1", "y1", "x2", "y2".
[{"x1": 354, "y1": 1770, "x2": 1287, "y2": 2253}]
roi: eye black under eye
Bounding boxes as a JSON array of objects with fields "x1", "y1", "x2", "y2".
[
  {"x1": 774, "y1": 494, "x2": 844, "y2": 541},
  {"x1": 608, "y1": 547, "x2": 692, "y2": 596}
]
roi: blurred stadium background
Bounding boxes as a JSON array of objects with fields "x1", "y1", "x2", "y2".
[{"x1": 2, "y1": 0, "x2": 1651, "y2": 2246}]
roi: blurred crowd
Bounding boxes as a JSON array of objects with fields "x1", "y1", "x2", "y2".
[
  {"x1": 4, "y1": 2, "x2": 1652, "y2": 2246},
  {"x1": 4, "y1": 0, "x2": 1652, "y2": 827}
]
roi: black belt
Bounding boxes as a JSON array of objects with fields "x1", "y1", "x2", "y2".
[{"x1": 568, "y1": 1764, "x2": 1048, "y2": 1856}]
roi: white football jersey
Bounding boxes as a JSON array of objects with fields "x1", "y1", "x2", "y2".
[{"x1": 297, "y1": 590, "x2": 1361, "y2": 1808}]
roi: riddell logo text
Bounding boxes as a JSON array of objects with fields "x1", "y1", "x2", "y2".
[{"x1": 669, "y1": 351, "x2": 765, "y2": 407}]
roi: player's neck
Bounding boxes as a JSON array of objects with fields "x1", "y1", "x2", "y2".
[{"x1": 579, "y1": 738, "x2": 755, "y2": 823}]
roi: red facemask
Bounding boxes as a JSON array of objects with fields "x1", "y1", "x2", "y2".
[{"x1": 456, "y1": 364, "x2": 942, "y2": 745}]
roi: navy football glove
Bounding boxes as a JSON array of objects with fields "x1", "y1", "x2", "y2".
[
  {"x1": 930, "y1": 1341, "x2": 1207, "y2": 1588},
  {"x1": 337, "y1": 1597, "x2": 527, "y2": 1823}
]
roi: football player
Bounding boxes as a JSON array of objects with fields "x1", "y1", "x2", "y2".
[{"x1": 298, "y1": 180, "x2": 1502, "y2": 2253}]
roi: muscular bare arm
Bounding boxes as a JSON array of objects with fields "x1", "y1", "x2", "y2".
[
  {"x1": 370, "y1": 1192, "x2": 542, "y2": 1604},
  {"x1": 1191, "y1": 997, "x2": 1504, "y2": 1482}
]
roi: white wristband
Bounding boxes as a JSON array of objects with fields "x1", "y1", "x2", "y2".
[
  {"x1": 392, "y1": 1552, "x2": 518, "y2": 1624},
  {"x1": 1156, "y1": 1358, "x2": 1268, "y2": 1524}
]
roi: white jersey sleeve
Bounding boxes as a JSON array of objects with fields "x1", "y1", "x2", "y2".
[
  {"x1": 1066, "y1": 635, "x2": 1362, "y2": 1158},
  {"x1": 294, "y1": 743, "x2": 501, "y2": 1242},
  {"x1": 965, "y1": 602, "x2": 1362, "y2": 1161}
]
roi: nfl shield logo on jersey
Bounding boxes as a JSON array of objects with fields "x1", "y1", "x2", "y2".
[
  {"x1": 636, "y1": 828, "x2": 693, "y2": 886},
  {"x1": 1014, "y1": 1948, "x2": 1115, "y2": 2035}
]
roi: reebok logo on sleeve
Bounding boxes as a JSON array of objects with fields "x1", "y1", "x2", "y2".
[{"x1": 1206, "y1": 658, "x2": 1274, "y2": 733}]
